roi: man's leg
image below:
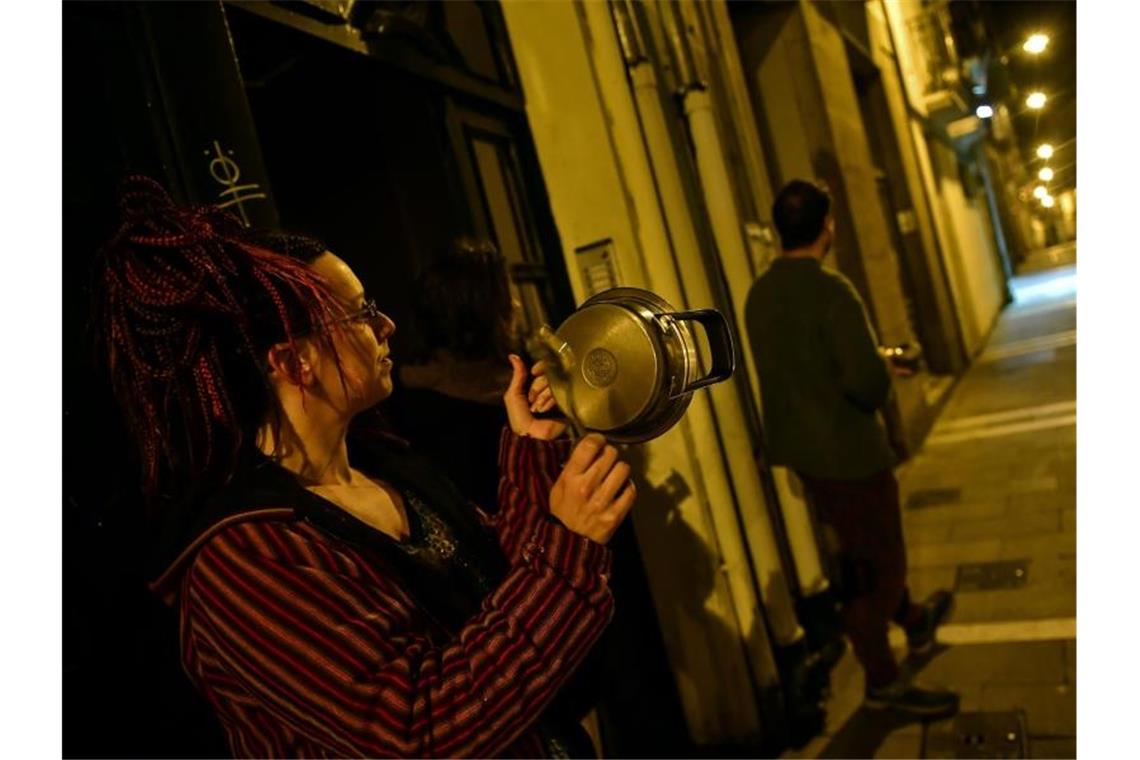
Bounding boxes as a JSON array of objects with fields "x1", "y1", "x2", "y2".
[
  {"x1": 802, "y1": 470, "x2": 958, "y2": 718},
  {"x1": 879, "y1": 476, "x2": 956, "y2": 654},
  {"x1": 894, "y1": 589, "x2": 923, "y2": 629},
  {"x1": 801, "y1": 472, "x2": 904, "y2": 689}
]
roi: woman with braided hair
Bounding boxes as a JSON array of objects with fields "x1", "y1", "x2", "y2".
[{"x1": 94, "y1": 176, "x2": 637, "y2": 758}]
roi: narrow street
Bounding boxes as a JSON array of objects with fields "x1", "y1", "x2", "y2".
[
  {"x1": 56, "y1": 2, "x2": 1082, "y2": 756},
  {"x1": 791, "y1": 247, "x2": 1077, "y2": 759}
]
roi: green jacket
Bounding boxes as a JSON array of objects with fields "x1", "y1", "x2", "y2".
[{"x1": 743, "y1": 257, "x2": 895, "y2": 480}]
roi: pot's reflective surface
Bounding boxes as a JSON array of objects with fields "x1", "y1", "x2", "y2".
[{"x1": 529, "y1": 287, "x2": 736, "y2": 443}]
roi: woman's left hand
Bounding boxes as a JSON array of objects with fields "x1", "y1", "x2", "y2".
[{"x1": 504, "y1": 354, "x2": 567, "y2": 440}]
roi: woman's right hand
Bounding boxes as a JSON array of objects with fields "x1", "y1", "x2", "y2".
[
  {"x1": 549, "y1": 434, "x2": 637, "y2": 545},
  {"x1": 504, "y1": 354, "x2": 568, "y2": 441}
]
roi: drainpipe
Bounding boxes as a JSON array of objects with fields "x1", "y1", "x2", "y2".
[
  {"x1": 687, "y1": 0, "x2": 832, "y2": 607},
  {"x1": 615, "y1": 2, "x2": 805, "y2": 651},
  {"x1": 615, "y1": 0, "x2": 802, "y2": 683},
  {"x1": 588, "y1": 0, "x2": 793, "y2": 738},
  {"x1": 657, "y1": 1, "x2": 816, "y2": 642},
  {"x1": 654, "y1": 5, "x2": 849, "y2": 743},
  {"x1": 769, "y1": 467, "x2": 829, "y2": 597}
]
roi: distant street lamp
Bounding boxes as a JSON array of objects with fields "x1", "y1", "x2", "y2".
[
  {"x1": 1023, "y1": 34, "x2": 1050, "y2": 54},
  {"x1": 1026, "y1": 91, "x2": 1047, "y2": 110},
  {"x1": 1036, "y1": 143, "x2": 1055, "y2": 159},
  {"x1": 976, "y1": 104, "x2": 994, "y2": 119},
  {"x1": 1033, "y1": 185, "x2": 1048, "y2": 199},
  {"x1": 1041, "y1": 195, "x2": 1056, "y2": 208},
  {"x1": 1038, "y1": 167, "x2": 1054, "y2": 181}
]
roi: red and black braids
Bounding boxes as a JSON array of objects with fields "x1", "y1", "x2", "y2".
[{"x1": 94, "y1": 175, "x2": 349, "y2": 498}]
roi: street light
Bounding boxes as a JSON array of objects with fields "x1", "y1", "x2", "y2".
[
  {"x1": 1026, "y1": 91, "x2": 1047, "y2": 110},
  {"x1": 1036, "y1": 143, "x2": 1054, "y2": 159},
  {"x1": 1026, "y1": 34, "x2": 1048, "y2": 54},
  {"x1": 1033, "y1": 185, "x2": 1048, "y2": 199},
  {"x1": 976, "y1": 104, "x2": 994, "y2": 119},
  {"x1": 1023, "y1": 34, "x2": 1050, "y2": 54},
  {"x1": 1038, "y1": 167, "x2": 1054, "y2": 182},
  {"x1": 1041, "y1": 195, "x2": 1056, "y2": 208}
]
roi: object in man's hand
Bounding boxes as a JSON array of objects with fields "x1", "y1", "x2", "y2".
[{"x1": 881, "y1": 343, "x2": 922, "y2": 376}]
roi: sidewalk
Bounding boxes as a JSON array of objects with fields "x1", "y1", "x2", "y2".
[{"x1": 788, "y1": 260, "x2": 1077, "y2": 759}]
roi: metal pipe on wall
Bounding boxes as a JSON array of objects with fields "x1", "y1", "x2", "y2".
[
  {"x1": 616, "y1": 1, "x2": 799, "y2": 656},
  {"x1": 583, "y1": 0, "x2": 788, "y2": 665},
  {"x1": 660, "y1": 2, "x2": 822, "y2": 637},
  {"x1": 769, "y1": 467, "x2": 829, "y2": 595},
  {"x1": 578, "y1": 0, "x2": 776, "y2": 740},
  {"x1": 672, "y1": 0, "x2": 832, "y2": 602}
]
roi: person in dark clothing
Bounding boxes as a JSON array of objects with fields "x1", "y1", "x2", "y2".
[
  {"x1": 92, "y1": 176, "x2": 636, "y2": 758},
  {"x1": 386, "y1": 238, "x2": 518, "y2": 514},
  {"x1": 744, "y1": 179, "x2": 957, "y2": 718}
]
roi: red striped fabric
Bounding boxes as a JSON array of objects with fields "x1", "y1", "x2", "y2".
[{"x1": 177, "y1": 430, "x2": 612, "y2": 758}]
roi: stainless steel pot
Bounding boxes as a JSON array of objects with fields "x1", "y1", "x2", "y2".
[{"x1": 530, "y1": 287, "x2": 735, "y2": 443}]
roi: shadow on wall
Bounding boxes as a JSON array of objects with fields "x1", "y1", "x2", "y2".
[{"x1": 616, "y1": 441, "x2": 770, "y2": 752}]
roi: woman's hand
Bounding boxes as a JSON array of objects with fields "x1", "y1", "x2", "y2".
[
  {"x1": 504, "y1": 354, "x2": 568, "y2": 440},
  {"x1": 528, "y1": 360, "x2": 558, "y2": 414},
  {"x1": 549, "y1": 434, "x2": 637, "y2": 545}
]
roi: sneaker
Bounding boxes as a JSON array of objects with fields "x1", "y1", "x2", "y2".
[
  {"x1": 865, "y1": 680, "x2": 960, "y2": 719},
  {"x1": 905, "y1": 589, "x2": 955, "y2": 654}
]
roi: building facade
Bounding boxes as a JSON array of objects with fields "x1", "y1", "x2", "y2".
[{"x1": 64, "y1": 1, "x2": 1019, "y2": 755}]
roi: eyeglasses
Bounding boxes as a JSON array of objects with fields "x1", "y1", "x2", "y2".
[{"x1": 331, "y1": 299, "x2": 391, "y2": 330}]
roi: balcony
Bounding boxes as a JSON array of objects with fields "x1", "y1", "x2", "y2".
[
  {"x1": 885, "y1": 0, "x2": 974, "y2": 138},
  {"x1": 905, "y1": 1, "x2": 969, "y2": 121}
]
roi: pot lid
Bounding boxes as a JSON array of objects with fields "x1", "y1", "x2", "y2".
[{"x1": 551, "y1": 303, "x2": 663, "y2": 432}]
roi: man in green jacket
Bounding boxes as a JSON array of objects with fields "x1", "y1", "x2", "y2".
[{"x1": 745, "y1": 179, "x2": 956, "y2": 717}]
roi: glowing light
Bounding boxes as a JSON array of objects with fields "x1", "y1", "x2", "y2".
[
  {"x1": 1033, "y1": 185, "x2": 1048, "y2": 199},
  {"x1": 1041, "y1": 195, "x2": 1056, "y2": 208},
  {"x1": 1036, "y1": 144, "x2": 1054, "y2": 159},
  {"x1": 976, "y1": 104, "x2": 994, "y2": 119},
  {"x1": 1023, "y1": 34, "x2": 1050, "y2": 54},
  {"x1": 1026, "y1": 91, "x2": 1047, "y2": 110},
  {"x1": 1011, "y1": 266, "x2": 1076, "y2": 304},
  {"x1": 1038, "y1": 167, "x2": 1054, "y2": 181}
]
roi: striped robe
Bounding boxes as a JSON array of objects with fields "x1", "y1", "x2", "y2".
[{"x1": 166, "y1": 429, "x2": 613, "y2": 758}]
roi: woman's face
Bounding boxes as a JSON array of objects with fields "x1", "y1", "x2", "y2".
[{"x1": 309, "y1": 252, "x2": 396, "y2": 413}]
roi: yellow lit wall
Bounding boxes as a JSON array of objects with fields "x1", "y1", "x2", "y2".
[{"x1": 501, "y1": 0, "x2": 768, "y2": 744}]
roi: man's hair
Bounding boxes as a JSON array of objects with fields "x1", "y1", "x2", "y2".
[{"x1": 772, "y1": 179, "x2": 832, "y2": 251}]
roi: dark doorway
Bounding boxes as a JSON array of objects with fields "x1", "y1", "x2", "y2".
[
  {"x1": 224, "y1": 3, "x2": 573, "y2": 352},
  {"x1": 846, "y1": 42, "x2": 963, "y2": 375}
]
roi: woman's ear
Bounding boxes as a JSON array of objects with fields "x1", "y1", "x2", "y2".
[{"x1": 265, "y1": 341, "x2": 315, "y2": 387}]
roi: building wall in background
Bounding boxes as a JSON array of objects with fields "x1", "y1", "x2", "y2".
[
  {"x1": 929, "y1": 139, "x2": 1005, "y2": 352},
  {"x1": 866, "y1": 0, "x2": 967, "y2": 375},
  {"x1": 733, "y1": 0, "x2": 946, "y2": 453},
  {"x1": 883, "y1": 0, "x2": 1006, "y2": 355},
  {"x1": 1058, "y1": 189, "x2": 1076, "y2": 241}
]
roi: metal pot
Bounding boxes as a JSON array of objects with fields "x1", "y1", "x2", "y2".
[{"x1": 530, "y1": 287, "x2": 735, "y2": 443}]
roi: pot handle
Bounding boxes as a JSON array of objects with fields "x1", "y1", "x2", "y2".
[{"x1": 671, "y1": 309, "x2": 736, "y2": 393}]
